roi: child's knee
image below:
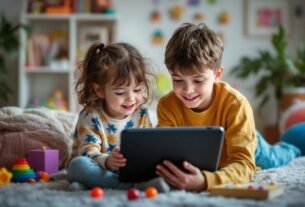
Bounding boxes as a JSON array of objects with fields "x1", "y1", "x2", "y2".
[{"x1": 67, "y1": 156, "x2": 92, "y2": 181}]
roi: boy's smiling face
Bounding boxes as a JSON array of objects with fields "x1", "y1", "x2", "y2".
[{"x1": 170, "y1": 67, "x2": 223, "y2": 112}]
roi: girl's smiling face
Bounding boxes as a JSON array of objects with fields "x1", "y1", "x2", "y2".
[{"x1": 94, "y1": 78, "x2": 145, "y2": 119}]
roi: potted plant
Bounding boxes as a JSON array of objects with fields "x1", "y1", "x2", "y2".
[
  {"x1": 231, "y1": 25, "x2": 305, "y2": 122},
  {"x1": 0, "y1": 15, "x2": 26, "y2": 103},
  {"x1": 231, "y1": 25, "x2": 305, "y2": 142}
]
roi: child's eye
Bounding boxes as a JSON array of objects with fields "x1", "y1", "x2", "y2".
[
  {"x1": 115, "y1": 92, "x2": 124, "y2": 95},
  {"x1": 134, "y1": 88, "x2": 142, "y2": 93},
  {"x1": 194, "y1": 80, "x2": 204, "y2": 84},
  {"x1": 173, "y1": 79, "x2": 183, "y2": 83}
]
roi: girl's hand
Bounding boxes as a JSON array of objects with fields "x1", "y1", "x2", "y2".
[
  {"x1": 156, "y1": 160, "x2": 206, "y2": 192},
  {"x1": 105, "y1": 146, "x2": 126, "y2": 171}
]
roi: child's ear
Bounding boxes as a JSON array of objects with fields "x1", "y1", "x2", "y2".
[
  {"x1": 215, "y1": 67, "x2": 224, "y2": 80},
  {"x1": 93, "y1": 83, "x2": 104, "y2": 99}
]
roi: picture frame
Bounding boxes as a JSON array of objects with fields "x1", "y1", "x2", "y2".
[{"x1": 244, "y1": 0, "x2": 291, "y2": 37}]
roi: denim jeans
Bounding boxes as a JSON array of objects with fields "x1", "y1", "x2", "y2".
[{"x1": 67, "y1": 156, "x2": 133, "y2": 189}]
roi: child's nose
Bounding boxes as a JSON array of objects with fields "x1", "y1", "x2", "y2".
[
  {"x1": 183, "y1": 84, "x2": 194, "y2": 93},
  {"x1": 127, "y1": 93, "x2": 136, "y2": 101}
]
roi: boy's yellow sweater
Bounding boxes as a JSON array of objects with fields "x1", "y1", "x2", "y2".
[{"x1": 157, "y1": 81, "x2": 257, "y2": 190}]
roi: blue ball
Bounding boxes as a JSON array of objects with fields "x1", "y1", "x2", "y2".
[{"x1": 281, "y1": 122, "x2": 305, "y2": 155}]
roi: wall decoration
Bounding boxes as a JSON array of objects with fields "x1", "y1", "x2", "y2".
[
  {"x1": 207, "y1": 0, "x2": 218, "y2": 5},
  {"x1": 156, "y1": 72, "x2": 172, "y2": 97},
  {"x1": 218, "y1": 10, "x2": 230, "y2": 25},
  {"x1": 244, "y1": 0, "x2": 290, "y2": 37},
  {"x1": 151, "y1": 29, "x2": 164, "y2": 45},
  {"x1": 150, "y1": 10, "x2": 161, "y2": 23},
  {"x1": 169, "y1": 5, "x2": 184, "y2": 21},
  {"x1": 193, "y1": 11, "x2": 205, "y2": 22},
  {"x1": 188, "y1": 0, "x2": 200, "y2": 7}
]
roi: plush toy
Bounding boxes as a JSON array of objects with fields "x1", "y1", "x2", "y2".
[{"x1": 0, "y1": 167, "x2": 12, "y2": 185}]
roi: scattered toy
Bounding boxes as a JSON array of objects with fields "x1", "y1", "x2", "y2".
[
  {"x1": 127, "y1": 188, "x2": 140, "y2": 200},
  {"x1": 0, "y1": 167, "x2": 12, "y2": 185},
  {"x1": 145, "y1": 186, "x2": 158, "y2": 198},
  {"x1": 90, "y1": 187, "x2": 104, "y2": 199}
]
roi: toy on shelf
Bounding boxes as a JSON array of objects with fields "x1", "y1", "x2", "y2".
[
  {"x1": 0, "y1": 167, "x2": 12, "y2": 186},
  {"x1": 11, "y1": 158, "x2": 37, "y2": 183},
  {"x1": 210, "y1": 181, "x2": 284, "y2": 200},
  {"x1": 47, "y1": 89, "x2": 68, "y2": 111},
  {"x1": 45, "y1": 0, "x2": 72, "y2": 14},
  {"x1": 28, "y1": 147, "x2": 59, "y2": 175},
  {"x1": 93, "y1": 0, "x2": 115, "y2": 14},
  {"x1": 28, "y1": 89, "x2": 68, "y2": 111}
]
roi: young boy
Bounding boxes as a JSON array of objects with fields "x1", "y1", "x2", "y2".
[{"x1": 156, "y1": 23, "x2": 300, "y2": 192}]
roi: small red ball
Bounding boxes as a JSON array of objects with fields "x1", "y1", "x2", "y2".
[
  {"x1": 90, "y1": 187, "x2": 104, "y2": 199},
  {"x1": 127, "y1": 188, "x2": 140, "y2": 200},
  {"x1": 27, "y1": 178, "x2": 36, "y2": 183}
]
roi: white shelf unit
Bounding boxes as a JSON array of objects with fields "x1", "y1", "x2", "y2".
[{"x1": 19, "y1": 9, "x2": 117, "y2": 113}]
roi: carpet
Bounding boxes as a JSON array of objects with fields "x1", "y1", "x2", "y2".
[{"x1": 1, "y1": 157, "x2": 305, "y2": 207}]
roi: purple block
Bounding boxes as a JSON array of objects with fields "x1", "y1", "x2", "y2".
[{"x1": 27, "y1": 149, "x2": 59, "y2": 174}]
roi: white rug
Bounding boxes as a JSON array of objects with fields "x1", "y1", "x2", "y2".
[{"x1": 1, "y1": 157, "x2": 305, "y2": 207}]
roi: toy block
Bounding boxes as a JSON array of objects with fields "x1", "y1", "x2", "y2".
[
  {"x1": 209, "y1": 181, "x2": 284, "y2": 200},
  {"x1": 27, "y1": 149, "x2": 59, "y2": 174}
]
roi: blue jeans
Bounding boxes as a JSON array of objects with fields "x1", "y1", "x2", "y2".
[
  {"x1": 67, "y1": 156, "x2": 133, "y2": 189},
  {"x1": 255, "y1": 130, "x2": 301, "y2": 169}
]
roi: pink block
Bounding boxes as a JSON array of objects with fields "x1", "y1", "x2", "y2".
[{"x1": 27, "y1": 149, "x2": 59, "y2": 174}]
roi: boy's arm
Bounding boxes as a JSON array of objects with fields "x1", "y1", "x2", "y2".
[
  {"x1": 74, "y1": 109, "x2": 109, "y2": 169},
  {"x1": 203, "y1": 100, "x2": 257, "y2": 190}
]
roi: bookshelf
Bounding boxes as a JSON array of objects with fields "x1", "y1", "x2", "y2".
[{"x1": 18, "y1": 0, "x2": 117, "y2": 112}]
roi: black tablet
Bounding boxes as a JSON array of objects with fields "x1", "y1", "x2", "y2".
[{"x1": 119, "y1": 127, "x2": 224, "y2": 183}]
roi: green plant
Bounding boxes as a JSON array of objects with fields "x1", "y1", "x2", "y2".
[
  {"x1": 0, "y1": 15, "x2": 25, "y2": 102},
  {"x1": 231, "y1": 25, "x2": 304, "y2": 122}
]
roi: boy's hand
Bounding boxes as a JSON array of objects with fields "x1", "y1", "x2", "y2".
[
  {"x1": 156, "y1": 160, "x2": 206, "y2": 192},
  {"x1": 105, "y1": 146, "x2": 126, "y2": 171}
]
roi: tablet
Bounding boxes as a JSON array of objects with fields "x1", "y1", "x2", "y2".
[{"x1": 119, "y1": 127, "x2": 224, "y2": 183}]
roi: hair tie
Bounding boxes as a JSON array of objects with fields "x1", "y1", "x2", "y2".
[{"x1": 96, "y1": 43, "x2": 106, "y2": 54}]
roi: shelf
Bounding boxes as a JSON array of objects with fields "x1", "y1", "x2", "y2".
[
  {"x1": 23, "y1": 13, "x2": 117, "y2": 21},
  {"x1": 19, "y1": 1, "x2": 118, "y2": 113},
  {"x1": 25, "y1": 67, "x2": 71, "y2": 74}
]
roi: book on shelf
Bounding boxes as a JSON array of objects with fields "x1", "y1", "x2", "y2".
[
  {"x1": 26, "y1": 31, "x2": 69, "y2": 70},
  {"x1": 27, "y1": 0, "x2": 115, "y2": 15}
]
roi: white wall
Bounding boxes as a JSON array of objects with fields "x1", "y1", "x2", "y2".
[
  {"x1": 1, "y1": 0, "x2": 305, "y2": 130},
  {"x1": 114, "y1": 0, "x2": 305, "y2": 130}
]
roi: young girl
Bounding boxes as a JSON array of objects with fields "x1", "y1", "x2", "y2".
[{"x1": 67, "y1": 42, "x2": 169, "y2": 192}]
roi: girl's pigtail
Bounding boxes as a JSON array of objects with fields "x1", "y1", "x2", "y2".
[{"x1": 76, "y1": 43, "x2": 105, "y2": 107}]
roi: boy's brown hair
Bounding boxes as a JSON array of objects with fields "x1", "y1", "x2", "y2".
[
  {"x1": 165, "y1": 23, "x2": 224, "y2": 75},
  {"x1": 75, "y1": 42, "x2": 152, "y2": 108}
]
